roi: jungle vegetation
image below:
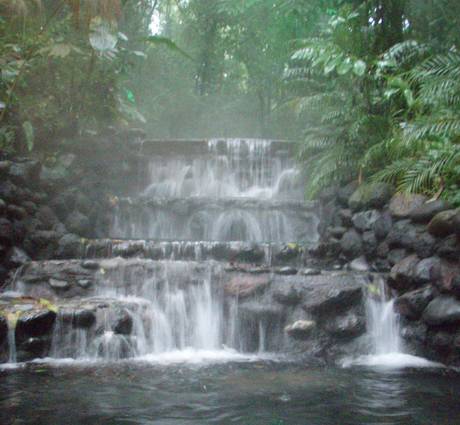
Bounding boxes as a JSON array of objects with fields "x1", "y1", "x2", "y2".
[{"x1": 1, "y1": 0, "x2": 459, "y2": 203}]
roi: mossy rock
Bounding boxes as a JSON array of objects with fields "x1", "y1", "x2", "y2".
[{"x1": 348, "y1": 182, "x2": 394, "y2": 211}]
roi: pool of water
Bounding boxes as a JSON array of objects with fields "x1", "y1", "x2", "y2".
[{"x1": 0, "y1": 355, "x2": 459, "y2": 425}]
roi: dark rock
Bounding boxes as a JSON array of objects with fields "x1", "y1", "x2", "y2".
[
  {"x1": 410, "y1": 200, "x2": 451, "y2": 223},
  {"x1": 413, "y1": 257, "x2": 441, "y2": 285},
  {"x1": 362, "y1": 231, "x2": 377, "y2": 255},
  {"x1": 77, "y1": 279, "x2": 92, "y2": 288},
  {"x1": 338, "y1": 209, "x2": 353, "y2": 226},
  {"x1": 452, "y1": 276, "x2": 460, "y2": 299},
  {"x1": 329, "y1": 226, "x2": 347, "y2": 238},
  {"x1": 75, "y1": 192, "x2": 93, "y2": 215},
  {"x1": 239, "y1": 302, "x2": 284, "y2": 322},
  {"x1": 56, "y1": 234, "x2": 83, "y2": 259},
  {"x1": 9, "y1": 247, "x2": 31, "y2": 267},
  {"x1": 0, "y1": 180, "x2": 20, "y2": 203},
  {"x1": 386, "y1": 220, "x2": 417, "y2": 249},
  {"x1": 326, "y1": 237, "x2": 341, "y2": 256},
  {"x1": 275, "y1": 266, "x2": 297, "y2": 276},
  {"x1": 340, "y1": 229, "x2": 363, "y2": 259},
  {"x1": 272, "y1": 286, "x2": 302, "y2": 305},
  {"x1": 8, "y1": 160, "x2": 41, "y2": 184},
  {"x1": 0, "y1": 218, "x2": 14, "y2": 245},
  {"x1": 65, "y1": 211, "x2": 91, "y2": 237},
  {"x1": 376, "y1": 241, "x2": 390, "y2": 258},
  {"x1": 224, "y1": 275, "x2": 270, "y2": 298},
  {"x1": 389, "y1": 255, "x2": 419, "y2": 291},
  {"x1": 0, "y1": 198, "x2": 5, "y2": 216},
  {"x1": 374, "y1": 211, "x2": 393, "y2": 240},
  {"x1": 0, "y1": 160, "x2": 12, "y2": 176},
  {"x1": 428, "y1": 209, "x2": 459, "y2": 237},
  {"x1": 325, "y1": 313, "x2": 365, "y2": 338},
  {"x1": 285, "y1": 320, "x2": 316, "y2": 339},
  {"x1": 387, "y1": 248, "x2": 407, "y2": 266},
  {"x1": 401, "y1": 323, "x2": 427, "y2": 346},
  {"x1": 352, "y1": 210, "x2": 381, "y2": 232},
  {"x1": 16, "y1": 309, "x2": 57, "y2": 342},
  {"x1": 12, "y1": 220, "x2": 27, "y2": 244},
  {"x1": 81, "y1": 260, "x2": 100, "y2": 270},
  {"x1": 112, "y1": 311, "x2": 133, "y2": 335},
  {"x1": 423, "y1": 296, "x2": 460, "y2": 325},
  {"x1": 21, "y1": 201, "x2": 37, "y2": 215},
  {"x1": 426, "y1": 331, "x2": 453, "y2": 352},
  {"x1": 436, "y1": 235, "x2": 460, "y2": 261},
  {"x1": 49, "y1": 278, "x2": 70, "y2": 290},
  {"x1": 18, "y1": 337, "x2": 50, "y2": 360},
  {"x1": 7, "y1": 205, "x2": 27, "y2": 221},
  {"x1": 337, "y1": 181, "x2": 358, "y2": 207},
  {"x1": 389, "y1": 193, "x2": 427, "y2": 218},
  {"x1": 395, "y1": 286, "x2": 435, "y2": 320},
  {"x1": 74, "y1": 309, "x2": 96, "y2": 328},
  {"x1": 36, "y1": 206, "x2": 59, "y2": 230},
  {"x1": 29, "y1": 230, "x2": 60, "y2": 247},
  {"x1": 412, "y1": 231, "x2": 437, "y2": 259},
  {"x1": 275, "y1": 244, "x2": 301, "y2": 262},
  {"x1": 349, "y1": 182, "x2": 393, "y2": 211}
]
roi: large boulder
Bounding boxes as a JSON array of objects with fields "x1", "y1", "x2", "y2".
[
  {"x1": 413, "y1": 257, "x2": 441, "y2": 285},
  {"x1": 56, "y1": 234, "x2": 83, "y2": 259},
  {"x1": 410, "y1": 200, "x2": 451, "y2": 224},
  {"x1": 348, "y1": 182, "x2": 393, "y2": 212},
  {"x1": 423, "y1": 296, "x2": 460, "y2": 325},
  {"x1": 428, "y1": 209, "x2": 459, "y2": 237},
  {"x1": 386, "y1": 220, "x2": 417, "y2": 249},
  {"x1": 395, "y1": 286, "x2": 435, "y2": 320},
  {"x1": 224, "y1": 274, "x2": 270, "y2": 298},
  {"x1": 389, "y1": 255, "x2": 419, "y2": 291},
  {"x1": 16, "y1": 309, "x2": 57, "y2": 344},
  {"x1": 373, "y1": 211, "x2": 393, "y2": 240},
  {"x1": 340, "y1": 229, "x2": 363, "y2": 259},
  {"x1": 352, "y1": 210, "x2": 381, "y2": 232},
  {"x1": 0, "y1": 218, "x2": 14, "y2": 245},
  {"x1": 325, "y1": 312, "x2": 365, "y2": 338},
  {"x1": 389, "y1": 193, "x2": 427, "y2": 218},
  {"x1": 436, "y1": 235, "x2": 460, "y2": 261}
]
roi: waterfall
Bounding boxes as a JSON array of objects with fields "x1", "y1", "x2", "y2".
[{"x1": 7, "y1": 322, "x2": 16, "y2": 364}]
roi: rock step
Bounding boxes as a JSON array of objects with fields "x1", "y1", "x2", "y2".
[{"x1": 80, "y1": 239, "x2": 307, "y2": 265}]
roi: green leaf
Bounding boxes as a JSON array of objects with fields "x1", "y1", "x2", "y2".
[
  {"x1": 337, "y1": 57, "x2": 352, "y2": 75},
  {"x1": 140, "y1": 36, "x2": 193, "y2": 60},
  {"x1": 22, "y1": 121, "x2": 34, "y2": 152},
  {"x1": 353, "y1": 60, "x2": 367, "y2": 76},
  {"x1": 403, "y1": 88, "x2": 414, "y2": 107}
]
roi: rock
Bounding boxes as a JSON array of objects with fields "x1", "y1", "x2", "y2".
[
  {"x1": 81, "y1": 260, "x2": 100, "y2": 270},
  {"x1": 423, "y1": 296, "x2": 460, "y2": 325},
  {"x1": 21, "y1": 200, "x2": 37, "y2": 215},
  {"x1": 338, "y1": 209, "x2": 353, "y2": 226},
  {"x1": 285, "y1": 320, "x2": 316, "y2": 339},
  {"x1": 452, "y1": 276, "x2": 460, "y2": 299},
  {"x1": 40, "y1": 166, "x2": 71, "y2": 192},
  {"x1": 8, "y1": 160, "x2": 41, "y2": 184},
  {"x1": 436, "y1": 235, "x2": 460, "y2": 261},
  {"x1": 373, "y1": 211, "x2": 393, "y2": 240},
  {"x1": 224, "y1": 275, "x2": 270, "y2": 298},
  {"x1": 75, "y1": 192, "x2": 93, "y2": 215},
  {"x1": 12, "y1": 220, "x2": 26, "y2": 244},
  {"x1": 65, "y1": 211, "x2": 91, "y2": 237},
  {"x1": 300, "y1": 268, "x2": 320, "y2": 276},
  {"x1": 325, "y1": 313, "x2": 365, "y2": 338},
  {"x1": 413, "y1": 257, "x2": 441, "y2": 285},
  {"x1": 348, "y1": 182, "x2": 393, "y2": 211},
  {"x1": 389, "y1": 255, "x2": 419, "y2": 291},
  {"x1": 0, "y1": 218, "x2": 14, "y2": 245},
  {"x1": 349, "y1": 256, "x2": 370, "y2": 272},
  {"x1": 112, "y1": 311, "x2": 133, "y2": 335},
  {"x1": 0, "y1": 160, "x2": 12, "y2": 176},
  {"x1": 386, "y1": 220, "x2": 417, "y2": 249},
  {"x1": 387, "y1": 248, "x2": 407, "y2": 266},
  {"x1": 318, "y1": 186, "x2": 337, "y2": 203},
  {"x1": 0, "y1": 198, "x2": 6, "y2": 216},
  {"x1": 376, "y1": 241, "x2": 390, "y2": 258},
  {"x1": 326, "y1": 237, "x2": 341, "y2": 256},
  {"x1": 16, "y1": 309, "x2": 57, "y2": 342},
  {"x1": 362, "y1": 231, "x2": 377, "y2": 255},
  {"x1": 410, "y1": 200, "x2": 451, "y2": 223},
  {"x1": 275, "y1": 267, "x2": 297, "y2": 276},
  {"x1": 427, "y1": 331, "x2": 453, "y2": 352},
  {"x1": 428, "y1": 209, "x2": 459, "y2": 237},
  {"x1": 340, "y1": 229, "x2": 363, "y2": 259},
  {"x1": 352, "y1": 210, "x2": 381, "y2": 232},
  {"x1": 272, "y1": 286, "x2": 302, "y2": 306},
  {"x1": 411, "y1": 231, "x2": 437, "y2": 259},
  {"x1": 77, "y1": 279, "x2": 92, "y2": 289},
  {"x1": 56, "y1": 234, "x2": 83, "y2": 258},
  {"x1": 0, "y1": 180, "x2": 20, "y2": 203},
  {"x1": 239, "y1": 303, "x2": 284, "y2": 322},
  {"x1": 329, "y1": 226, "x2": 347, "y2": 238},
  {"x1": 74, "y1": 309, "x2": 96, "y2": 328},
  {"x1": 395, "y1": 286, "x2": 435, "y2": 320},
  {"x1": 49, "y1": 278, "x2": 70, "y2": 290},
  {"x1": 275, "y1": 244, "x2": 301, "y2": 262},
  {"x1": 389, "y1": 193, "x2": 427, "y2": 218},
  {"x1": 6, "y1": 205, "x2": 27, "y2": 220},
  {"x1": 337, "y1": 181, "x2": 358, "y2": 207},
  {"x1": 36, "y1": 206, "x2": 59, "y2": 230},
  {"x1": 18, "y1": 337, "x2": 50, "y2": 360},
  {"x1": 9, "y1": 247, "x2": 31, "y2": 267}
]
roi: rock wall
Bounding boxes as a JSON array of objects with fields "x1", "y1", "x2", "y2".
[{"x1": 312, "y1": 181, "x2": 460, "y2": 364}]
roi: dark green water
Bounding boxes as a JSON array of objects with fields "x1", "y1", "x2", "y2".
[{"x1": 0, "y1": 360, "x2": 459, "y2": 425}]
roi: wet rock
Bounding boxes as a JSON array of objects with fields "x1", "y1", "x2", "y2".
[
  {"x1": 423, "y1": 296, "x2": 460, "y2": 325},
  {"x1": 272, "y1": 286, "x2": 302, "y2": 306},
  {"x1": 21, "y1": 200, "x2": 37, "y2": 215},
  {"x1": 428, "y1": 209, "x2": 459, "y2": 237},
  {"x1": 0, "y1": 316, "x2": 7, "y2": 343},
  {"x1": 376, "y1": 241, "x2": 390, "y2": 258},
  {"x1": 9, "y1": 247, "x2": 31, "y2": 267},
  {"x1": 426, "y1": 331, "x2": 453, "y2": 352},
  {"x1": 349, "y1": 182, "x2": 393, "y2": 211},
  {"x1": 349, "y1": 256, "x2": 370, "y2": 272},
  {"x1": 387, "y1": 248, "x2": 407, "y2": 266},
  {"x1": 0, "y1": 160, "x2": 12, "y2": 176},
  {"x1": 65, "y1": 211, "x2": 91, "y2": 237},
  {"x1": 285, "y1": 320, "x2": 316, "y2": 339},
  {"x1": 275, "y1": 266, "x2": 297, "y2": 276},
  {"x1": 300, "y1": 268, "x2": 321, "y2": 276},
  {"x1": 17, "y1": 337, "x2": 50, "y2": 360},
  {"x1": 340, "y1": 229, "x2": 363, "y2": 259},
  {"x1": 452, "y1": 276, "x2": 460, "y2": 299},
  {"x1": 329, "y1": 226, "x2": 347, "y2": 238},
  {"x1": 7, "y1": 205, "x2": 27, "y2": 220},
  {"x1": 436, "y1": 235, "x2": 460, "y2": 261},
  {"x1": 113, "y1": 311, "x2": 133, "y2": 335},
  {"x1": 0, "y1": 198, "x2": 6, "y2": 216},
  {"x1": 49, "y1": 278, "x2": 70, "y2": 290},
  {"x1": 0, "y1": 218, "x2": 13, "y2": 245},
  {"x1": 0, "y1": 180, "x2": 20, "y2": 203},
  {"x1": 36, "y1": 206, "x2": 59, "y2": 230},
  {"x1": 74, "y1": 309, "x2": 96, "y2": 328},
  {"x1": 389, "y1": 193, "x2": 427, "y2": 218},
  {"x1": 373, "y1": 211, "x2": 393, "y2": 240},
  {"x1": 352, "y1": 210, "x2": 381, "y2": 232},
  {"x1": 412, "y1": 231, "x2": 437, "y2": 259},
  {"x1": 362, "y1": 231, "x2": 377, "y2": 255},
  {"x1": 8, "y1": 160, "x2": 41, "y2": 184},
  {"x1": 325, "y1": 313, "x2": 365, "y2": 338},
  {"x1": 77, "y1": 279, "x2": 92, "y2": 289},
  {"x1": 16, "y1": 309, "x2": 57, "y2": 342},
  {"x1": 413, "y1": 257, "x2": 441, "y2": 285},
  {"x1": 386, "y1": 220, "x2": 417, "y2": 249},
  {"x1": 338, "y1": 209, "x2": 353, "y2": 226},
  {"x1": 389, "y1": 255, "x2": 419, "y2": 291},
  {"x1": 224, "y1": 275, "x2": 270, "y2": 298},
  {"x1": 395, "y1": 286, "x2": 435, "y2": 320},
  {"x1": 410, "y1": 200, "x2": 451, "y2": 223},
  {"x1": 275, "y1": 244, "x2": 301, "y2": 262}
]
